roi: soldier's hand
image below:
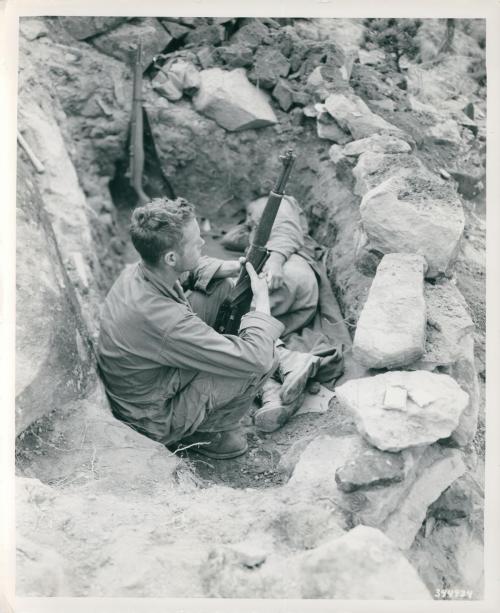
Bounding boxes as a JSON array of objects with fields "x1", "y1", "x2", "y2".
[
  {"x1": 245, "y1": 262, "x2": 269, "y2": 299},
  {"x1": 262, "y1": 255, "x2": 285, "y2": 291}
]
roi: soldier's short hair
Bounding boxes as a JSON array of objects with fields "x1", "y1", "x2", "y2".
[{"x1": 129, "y1": 197, "x2": 196, "y2": 265}]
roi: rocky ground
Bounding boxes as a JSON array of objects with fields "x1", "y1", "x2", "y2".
[{"x1": 15, "y1": 16, "x2": 486, "y2": 600}]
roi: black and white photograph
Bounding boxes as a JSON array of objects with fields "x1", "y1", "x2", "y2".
[{"x1": 1, "y1": 0, "x2": 499, "y2": 610}]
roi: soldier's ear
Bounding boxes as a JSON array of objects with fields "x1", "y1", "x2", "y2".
[{"x1": 164, "y1": 251, "x2": 176, "y2": 267}]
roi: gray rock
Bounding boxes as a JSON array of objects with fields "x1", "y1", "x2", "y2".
[
  {"x1": 352, "y1": 151, "x2": 389, "y2": 195},
  {"x1": 230, "y1": 19, "x2": 271, "y2": 50},
  {"x1": 324, "y1": 92, "x2": 404, "y2": 140},
  {"x1": 196, "y1": 46, "x2": 218, "y2": 69},
  {"x1": 159, "y1": 19, "x2": 191, "y2": 40},
  {"x1": 291, "y1": 90, "x2": 310, "y2": 106},
  {"x1": 358, "y1": 48, "x2": 386, "y2": 65},
  {"x1": 185, "y1": 24, "x2": 225, "y2": 46},
  {"x1": 305, "y1": 65, "x2": 348, "y2": 101},
  {"x1": 58, "y1": 16, "x2": 129, "y2": 40},
  {"x1": 353, "y1": 253, "x2": 427, "y2": 369},
  {"x1": 359, "y1": 174, "x2": 465, "y2": 277},
  {"x1": 413, "y1": 281, "x2": 474, "y2": 369},
  {"x1": 300, "y1": 525, "x2": 431, "y2": 599},
  {"x1": 248, "y1": 47, "x2": 290, "y2": 89},
  {"x1": 343, "y1": 134, "x2": 411, "y2": 157},
  {"x1": 382, "y1": 446, "x2": 466, "y2": 549},
  {"x1": 217, "y1": 44, "x2": 253, "y2": 68},
  {"x1": 335, "y1": 448, "x2": 405, "y2": 492},
  {"x1": 336, "y1": 370, "x2": 469, "y2": 452},
  {"x1": 315, "y1": 104, "x2": 351, "y2": 143},
  {"x1": 15, "y1": 157, "x2": 94, "y2": 433},
  {"x1": 193, "y1": 68, "x2": 277, "y2": 131},
  {"x1": 449, "y1": 169, "x2": 485, "y2": 200},
  {"x1": 426, "y1": 119, "x2": 462, "y2": 145},
  {"x1": 17, "y1": 95, "x2": 104, "y2": 334},
  {"x1": 428, "y1": 472, "x2": 483, "y2": 526},
  {"x1": 152, "y1": 60, "x2": 200, "y2": 101},
  {"x1": 317, "y1": 115, "x2": 351, "y2": 143},
  {"x1": 91, "y1": 18, "x2": 172, "y2": 69},
  {"x1": 20, "y1": 17, "x2": 49, "y2": 41},
  {"x1": 328, "y1": 144, "x2": 345, "y2": 164},
  {"x1": 272, "y1": 78, "x2": 295, "y2": 111},
  {"x1": 409, "y1": 281, "x2": 479, "y2": 447}
]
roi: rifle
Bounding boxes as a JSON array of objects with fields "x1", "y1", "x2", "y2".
[
  {"x1": 129, "y1": 41, "x2": 150, "y2": 205},
  {"x1": 214, "y1": 150, "x2": 296, "y2": 335}
]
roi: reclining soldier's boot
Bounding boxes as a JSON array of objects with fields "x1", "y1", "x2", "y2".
[
  {"x1": 179, "y1": 429, "x2": 248, "y2": 459},
  {"x1": 276, "y1": 346, "x2": 321, "y2": 404},
  {"x1": 277, "y1": 345, "x2": 344, "y2": 403},
  {"x1": 253, "y1": 378, "x2": 306, "y2": 433}
]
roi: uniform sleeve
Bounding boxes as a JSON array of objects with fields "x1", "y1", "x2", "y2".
[
  {"x1": 182, "y1": 256, "x2": 224, "y2": 293},
  {"x1": 264, "y1": 196, "x2": 305, "y2": 260},
  {"x1": 157, "y1": 306, "x2": 284, "y2": 378}
]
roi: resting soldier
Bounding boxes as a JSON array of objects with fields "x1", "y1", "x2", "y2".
[{"x1": 97, "y1": 197, "x2": 335, "y2": 459}]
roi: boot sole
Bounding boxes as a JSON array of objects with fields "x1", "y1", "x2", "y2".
[
  {"x1": 254, "y1": 395, "x2": 304, "y2": 433},
  {"x1": 189, "y1": 442, "x2": 249, "y2": 460}
]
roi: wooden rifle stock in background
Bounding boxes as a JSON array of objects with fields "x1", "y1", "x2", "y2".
[
  {"x1": 129, "y1": 41, "x2": 150, "y2": 205},
  {"x1": 214, "y1": 150, "x2": 296, "y2": 335},
  {"x1": 128, "y1": 43, "x2": 175, "y2": 204}
]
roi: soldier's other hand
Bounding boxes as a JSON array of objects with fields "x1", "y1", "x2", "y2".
[{"x1": 262, "y1": 258, "x2": 285, "y2": 291}]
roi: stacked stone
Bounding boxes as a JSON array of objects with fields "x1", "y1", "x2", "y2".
[{"x1": 324, "y1": 129, "x2": 479, "y2": 551}]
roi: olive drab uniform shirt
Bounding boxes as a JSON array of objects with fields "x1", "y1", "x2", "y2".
[{"x1": 97, "y1": 256, "x2": 284, "y2": 441}]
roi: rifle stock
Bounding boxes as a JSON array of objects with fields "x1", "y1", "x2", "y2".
[
  {"x1": 129, "y1": 41, "x2": 150, "y2": 205},
  {"x1": 214, "y1": 151, "x2": 296, "y2": 335}
]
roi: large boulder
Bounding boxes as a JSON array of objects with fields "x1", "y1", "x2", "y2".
[
  {"x1": 351, "y1": 152, "x2": 423, "y2": 197},
  {"x1": 17, "y1": 96, "x2": 104, "y2": 335},
  {"x1": 359, "y1": 174, "x2": 465, "y2": 277},
  {"x1": 410, "y1": 281, "x2": 479, "y2": 446},
  {"x1": 324, "y1": 92, "x2": 404, "y2": 139},
  {"x1": 300, "y1": 526, "x2": 431, "y2": 599},
  {"x1": 91, "y1": 18, "x2": 172, "y2": 69},
  {"x1": 193, "y1": 67, "x2": 278, "y2": 131},
  {"x1": 15, "y1": 156, "x2": 94, "y2": 434},
  {"x1": 353, "y1": 254, "x2": 427, "y2": 369},
  {"x1": 336, "y1": 371, "x2": 469, "y2": 451},
  {"x1": 58, "y1": 17, "x2": 129, "y2": 40}
]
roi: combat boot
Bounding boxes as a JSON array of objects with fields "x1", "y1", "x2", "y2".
[
  {"x1": 276, "y1": 346, "x2": 321, "y2": 404},
  {"x1": 277, "y1": 345, "x2": 344, "y2": 403},
  {"x1": 253, "y1": 378, "x2": 306, "y2": 433},
  {"x1": 179, "y1": 429, "x2": 248, "y2": 459}
]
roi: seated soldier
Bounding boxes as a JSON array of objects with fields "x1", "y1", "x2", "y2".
[
  {"x1": 97, "y1": 197, "x2": 335, "y2": 460},
  {"x1": 223, "y1": 194, "x2": 347, "y2": 431}
]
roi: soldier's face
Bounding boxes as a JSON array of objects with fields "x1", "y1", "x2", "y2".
[{"x1": 175, "y1": 219, "x2": 205, "y2": 272}]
